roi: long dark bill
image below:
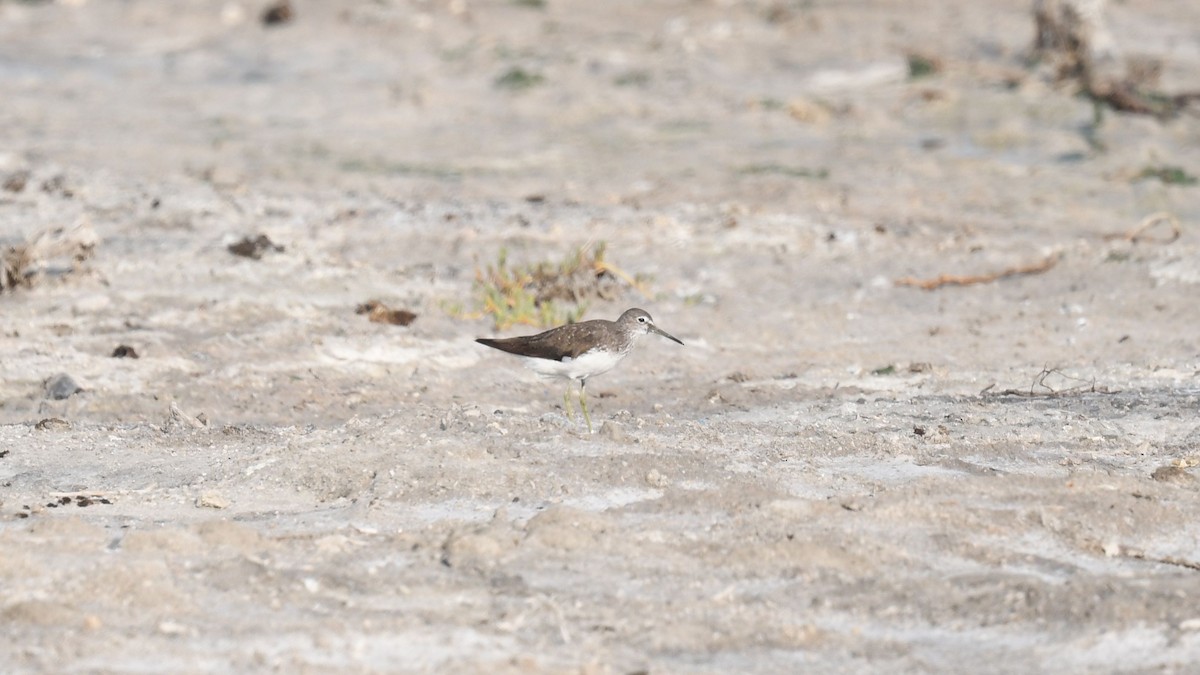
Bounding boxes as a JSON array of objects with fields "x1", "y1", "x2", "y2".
[{"x1": 650, "y1": 325, "x2": 684, "y2": 345}]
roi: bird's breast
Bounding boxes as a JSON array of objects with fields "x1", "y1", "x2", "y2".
[{"x1": 522, "y1": 348, "x2": 629, "y2": 381}]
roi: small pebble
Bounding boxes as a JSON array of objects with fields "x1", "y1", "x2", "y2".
[
  {"x1": 35, "y1": 418, "x2": 71, "y2": 431},
  {"x1": 645, "y1": 469, "x2": 670, "y2": 488},
  {"x1": 598, "y1": 421, "x2": 627, "y2": 442},
  {"x1": 1151, "y1": 465, "x2": 1195, "y2": 484},
  {"x1": 196, "y1": 491, "x2": 230, "y2": 509},
  {"x1": 112, "y1": 345, "x2": 139, "y2": 359}
]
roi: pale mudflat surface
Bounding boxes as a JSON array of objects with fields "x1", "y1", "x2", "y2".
[{"x1": 2, "y1": 1, "x2": 1200, "y2": 673}]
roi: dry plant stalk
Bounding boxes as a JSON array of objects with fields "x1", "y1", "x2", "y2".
[
  {"x1": 895, "y1": 255, "x2": 1058, "y2": 291},
  {"x1": 1102, "y1": 211, "x2": 1182, "y2": 244},
  {"x1": 979, "y1": 366, "x2": 1108, "y2": 398},
  {"x1": 1032, "y1": 0, "x2": 1200, "y2": 119},
  {"x1": 1033, "y1": 0, "x2": 1114, "y2": 84}
]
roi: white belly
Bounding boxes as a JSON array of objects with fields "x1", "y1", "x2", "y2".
[{"x1": 522, "y1": 349, "x2": 628, "y2": 382}]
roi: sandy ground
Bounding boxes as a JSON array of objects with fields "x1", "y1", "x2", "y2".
[{"x1": 2, "y1": 0, "x2": 1200, "y2": 672}]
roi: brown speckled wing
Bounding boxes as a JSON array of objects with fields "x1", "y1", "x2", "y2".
[{"x1": 476, "y1": 320, "x2": 610, "y2": 361}]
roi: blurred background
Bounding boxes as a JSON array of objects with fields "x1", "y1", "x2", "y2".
[{"x1": 1, "y1": 0, "x2": 1195, "y2": 218}]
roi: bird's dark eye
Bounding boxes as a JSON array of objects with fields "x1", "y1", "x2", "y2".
[{"x1": 638, "y1": 317, "x2": 646, "y2": 322}]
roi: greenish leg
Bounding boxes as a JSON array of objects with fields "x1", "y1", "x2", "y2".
[
  {"x1": 579, "y1": 379, "x2": 592, "y2": 434},
  {"x1": 562, "y1": 383, "x2": 575, "y2": 421}
]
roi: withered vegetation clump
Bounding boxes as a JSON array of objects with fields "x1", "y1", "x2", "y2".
[
  {"x1": 2, "y1": 218, "x2": 97, "y2": 294},
  {"x1": 467, "y1": 243, "x2": 646, "y2": 330}
]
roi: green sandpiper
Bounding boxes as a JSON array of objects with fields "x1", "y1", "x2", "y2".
[{"x1": 476, "y1": 308, "x2": 684, "y2": 432}]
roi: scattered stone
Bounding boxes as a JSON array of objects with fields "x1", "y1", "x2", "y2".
[
  {"x1": 262, "y1": 0, "x2": 294, "y2": 26},
  {"x1": 164, "y1": 402, "x2": 207, "y2": 431},
  {"x1": 1151, "y1": 465, "x2": 1195, "y2": 485},
  {"x1": 356, "y1": 300, "x2": 417, "y2": 326},
  {"x1": 645, "y1": 469, "x2": 670, "y2": 488},
  {"x1": 44, "y1": 374, "x2": 82, "y2": 400},
  {"x1": 227, "y1": 234, "x2": 284, "y2": 260},
  {"x1": 3, "y1": 169, "x2": 29, "y2": 193},
  {"x1": 598, "y1": 420, "x2": 627, "y2": 442},
  {"x1": 112, "y1": 344, "x2": 139, "y2": 359},
  {"x1": 34, "y1": 418, "x2": 70, "y2": 431},
  {"x1": 196, "y1": 491, "x2": 230, "y2": 509}
]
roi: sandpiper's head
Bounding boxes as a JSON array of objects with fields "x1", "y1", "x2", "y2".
[{"x1": 618, "y1": 308, "x2": 684, "y2": 345}]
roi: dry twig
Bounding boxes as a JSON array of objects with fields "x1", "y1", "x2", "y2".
[
  {"x1": 896, "y1": 255, "x2": 1058, "y2": 291},
  {"x1": 1111, "y1": 545, "x2": 1200, "y2": 572},
  {"x1": 981, "y1": 366, "x2": 1109, "y2": 398},
  {"x1": 1102, "y1": 211, "x2": 1182, "y2": 245}
]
